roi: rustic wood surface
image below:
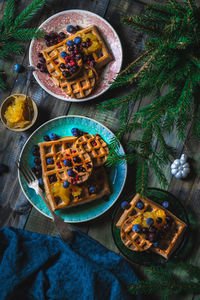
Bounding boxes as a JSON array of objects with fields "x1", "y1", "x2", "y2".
[{"x1": 0, "y1": 0, "x2": 200, "y2": 299}]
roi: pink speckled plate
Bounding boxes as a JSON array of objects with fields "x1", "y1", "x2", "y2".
[{"x1": 29, "y1": 10, "x2": 123, "y2": 102}]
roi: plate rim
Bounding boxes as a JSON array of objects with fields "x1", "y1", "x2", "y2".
[
  {"x1": 18, "y1": 115, "x2": 127, "y2": 223},
  {"x1": 111, "y1": 187, "x2": 190, "y2": 265},
  {"x1": 29, "y1": 9, "x2": 123, "y2": 102}
]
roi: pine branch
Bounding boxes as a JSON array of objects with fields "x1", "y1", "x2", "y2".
[
  {"x1": 12, "y1": 0, "x2": 46, "y2": 29},
  {"x1": 3, "y1": 0, "x2": 15, "y2": 29}
]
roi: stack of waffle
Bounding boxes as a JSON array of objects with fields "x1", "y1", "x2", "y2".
[
  {"x1": 38, "y1": 133, "x2": 110, "y2": 211},
  {"x1": 41, "y1": 26, "x2": 113, "y2": 99},
  {"x1": 116, "y1": 194, "x2": 187, "y2": 259}
]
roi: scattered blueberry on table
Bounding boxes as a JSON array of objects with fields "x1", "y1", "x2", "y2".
[
  {"x1": 88, "y1": 186, "x2": 97, "y2": 194},
  {"x1": 14, "y1": 64, "x2": 23, "y2": 73},
  {"x1": 162, "y1": 201, "x2": 169, "y2": 208},
  {"x1": 49, "y1": 133, "x2": 59, "y2": 141}
]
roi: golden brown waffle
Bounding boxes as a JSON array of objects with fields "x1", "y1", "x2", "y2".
[
  {"x1": 59, "y1": 65, "x2": 98, "y2": 99},
  {"x1": 116, "y1": 193, "x2": 187, "y2": 259},
  {"x1": 55, "y1": 147, "x2": 93, "y2": 184},
  {"x1": 45, "y1": 166, "x2": 110, "y2": 211},
  {"x1": 74, "y1": 134, "x2": 109, "y2": 167},
  {"x1": 42, "y1": 25, "x2": 112, "y2": 70},
  {"x1": 120, "y1": 215, "x2": 153, "y2": 251}
]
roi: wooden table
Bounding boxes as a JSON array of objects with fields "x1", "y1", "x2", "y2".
[{"x1": 0, "y1": 1, "x2": 200, "y2": 299}]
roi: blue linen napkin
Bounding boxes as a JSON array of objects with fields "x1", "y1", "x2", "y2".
[{"x1": 0, "y1": 226, "x2": 139, "y2": 300}]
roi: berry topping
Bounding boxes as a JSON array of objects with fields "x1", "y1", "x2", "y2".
[
  {"x1": 142, "y1": 227, "x2": 148, "y2": 234},
  {"x1": 148, "y1": 233, "x2": 156, "y2": 242},
  {"x1": 66, "y1": 25, "x2": 76, "y2": 33},
  {"x1": 132, "y1": 224, "x2": 142, "y2": 233},
  {"x1": 61, "y1": 51, "x2": 68, "y2": 59},
  {"x1": 33, "y1": 150, "x2": 40, "y2": 156},
  {"x1": 33, "y1": 145, "x2": 39, "y2": 151},
  {"x1": 39, "y1": 178, "x2": 43, "y2": 186},
  {"x1": 44, "y1": 135, "x2": 50, "y2": 141},
  {"x1": 162, "y1": 201, "x2": 169, "y2": 208},
  {"x1": 63, "y1": 181, "x2": 69, "y2": 188},
  {"x1": 146, "y1": 218, "x2": 154, "y2": 226},
  {"x1": 60, "y1": 63, "x2": 66, "y2": 69},
  {"x1": 149, "y1": 226, "x2": 156, "y2": 233},
  {"x1": 58, "y1": 32, "x2": 66, "y2": 39},
  {"x1": 62, "y1": 70, "x2": 70, "y2": 77},
  {"x1": 49, "y1": 175, "x2": 57, "y2": 183},
  {"x1": 121, "y1": 201, "x2": 131, "y2": 210},
  {"x1": 64, "y1": 159, "x2": 72, "y2": 167},
  {"x1": 82, "y1": 42, "x2": 87, "y2": 48},
  {"x1": 37, "y1": 63, "x2": 42, "y2": 69},
  {"x1": 71, "y1": 128, "x2": 83, "y2": 137},
  {"x1": 14, "y1": 64, "x2": 23, "y2": 73},
  {"x1": 156, "y1": 217, "x2": 162, "y2": 224},
  {"x1": 73, "y1": 156, "x2": 81, "y2": 163},
  {"x1": 66, "y1": 40, "x2": 74, "y2": 47},
  {"x1": 67, "y1": 169, "x2": 76, "y2": 177},
  {"x1": 46, "y1": 158, "x2": 54, "y2": 165},
  {"x1": 136, "y1": 201, "x2": 144, "y2": 210},
  {"x1": 49, "y1": 133, "x2": 58, "y2": 141},
  {"x1": 91, "y1": 141, "x2": 97, "y2": 146},
  {"x1": 74, "y1": 37, "x2": 82, "y2": 44},
  {"x1": 88, "y1": 186, "x2": 97, "y2": 194},
  {"x1": 34, "y1": 157, "x2": 41, "y2": 165},
  {"x1": 166, "y1": 215, "x2": 172, "y2": 223}
]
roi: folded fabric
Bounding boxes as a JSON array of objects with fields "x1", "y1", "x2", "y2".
[{"x1": 0, "y1": 226, "x2": 139, "y2": 300}]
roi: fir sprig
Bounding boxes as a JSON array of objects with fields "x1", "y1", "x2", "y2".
[
  {"x1": 0, "y1": 0, "x2": 46, "y2": 89},
  {"x1": 129, "y1": 262, "x2": 200, "y2": 299},
  {"x1": 100, "y1": 0, "x2": 200, "y2": 195}
]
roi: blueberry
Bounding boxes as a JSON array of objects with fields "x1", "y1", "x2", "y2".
[
  {"x1": 44, "y1": 135, "x2": 50, "y2": 141},
  {"x1": 88, "y1": 186, "x2": 97, "y2": 194},
  {"x1": 46, "y1": 158, "x2": 54, "y2": 165},
  {"x1": 60, "y1": 51, "x2": 67, "y2": 59},
  {"x1": 14, "y1": 64, "x2": 23, "y2": 72},
  {"x1": 39, "y1": 178, "x2": 43, "y2": 186},
  {"x1": 64, "y1": 159, "x2": 72, "y2": 167},
  {"x1": 66, "y1": 40, "x2": 74, "y2": 47},
  {"x1": 0, "y1": 164, "x2": 8, "y2": 174},
  {"x1": 67, "y1": 169, "x2": 76, "y2": 177},
  {"x1": 49, "y1": 32, "x2": 57, "y2": 39},
  {"x1": 132, "y1": 224, "x2": 142, "y2": 233},
  {"x1": 74, "y1": 37, "x2": 82, "y2": 44},
  {"x1": 136, "y1": 201, "x2": 144, "y2": 210},
  {"x1": 162, "y1": 201, "x2": 169, "y2": 208},
  {"x1": 153, "y1": 242, "x2": 158, "y2": 247},
  {"x1": 49, "y1": 133, "x2": 58, "y2": 140},
  {"x1": 66, "y1": 25, "x2": 76, "y2": 33},
  {"x1": 146, "y1": 218, "x2": 154, "y2": 226},
  {"x1": 71, "y1": 128, "x2": 83, "y2": 137},
  {"x1": 121, "y1": 201, "x2": 131, "y2": 210},
  {"x1": 63, "y1": 181, "x2": 69, "y2": 188}
]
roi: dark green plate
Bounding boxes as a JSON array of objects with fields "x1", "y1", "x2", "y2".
[{"x1": 112, "y1": 188, "x2": 190, "y2": 266}]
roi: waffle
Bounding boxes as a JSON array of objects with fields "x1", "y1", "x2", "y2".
[
  {"x1": 116, "y1": 193, "x2": 187, "y2": 259},
  {"x1": 59, "y1": 65, "x2": 98, "y2": 99},
  {"x1": 45, "y1": 166, "x2": 110, "y2": 211},
  {"x1": 55, "y1": 147, "x2": 93, "y2": 184},
  {"x1": 119, "y1": 215, "x2": 153, "y2": 251},
  {"x1": 42, "y1": 25, "x2": 113, "y2": 70},
  {"x1": 74, "y1": 134, "x2": 109, "y2": 167}
]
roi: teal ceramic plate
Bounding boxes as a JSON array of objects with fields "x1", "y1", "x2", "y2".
[
  {"x1": 18, "y1": 115, "x2": 127, "y2": 223},
  {"x1": 112, "y1": 188, "x2": 189, "y2": 265}
]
